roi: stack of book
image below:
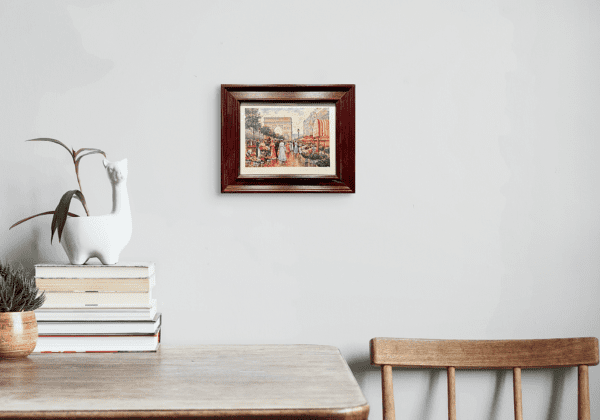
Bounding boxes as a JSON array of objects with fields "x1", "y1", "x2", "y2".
[{"x1": 33, "y1": 262, "x2": 161, "y2": 353}]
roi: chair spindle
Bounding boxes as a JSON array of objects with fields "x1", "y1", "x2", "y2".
[
  {"x1": 447, "y1": 367, "x2": 456, "y2": 420},
  {"x1": 513, "y1": 367, "x2": 523, "y2": 420},
  {"x1": 382, "y1": 365, "x2": 395, "y2": 420},
  {"x1": 579, "y1": 365, "x2": 590, "y2": 420}
]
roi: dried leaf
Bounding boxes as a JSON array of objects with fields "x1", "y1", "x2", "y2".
[
  {"x1": 74, "y1": 149, "x2": 107, "y2": 181},
  {"x1": 26, "y1": 138, "x2": 74, "y2": 157},
  {"x1": 75, "y1": 150, "x2": 107, "y2": 171},
  {"x1": 51, "y1": 190, "x2": 87, "y2": 243},
  {"x1": 9, "y1": 211, "x2": 79, "y2": 230},
  {"x1": 74, "y1": 148, "x2": 106, "y2": 159}
]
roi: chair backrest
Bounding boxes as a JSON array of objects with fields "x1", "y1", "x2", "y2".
[{"x1": 370, "y1": 337, "x2": 599, "y2": 420}]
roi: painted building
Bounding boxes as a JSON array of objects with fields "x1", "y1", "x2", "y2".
[
  {"x1": 263, "y1": 117, "x2": 292, "y2": 141},
  {"x1": 303, "y1": 108, "x2": 329, "y2": 137},
  {"x1": 313, "y1": 119, "x2": 330, "y2": 139}
]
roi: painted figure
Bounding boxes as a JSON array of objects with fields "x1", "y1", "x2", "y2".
[
  {"x1": 278, "y1": 142, "x2": 286, "y2": 162},
  {"x1": 244, "y1": 106, "x2": 332, "y2": 169}
]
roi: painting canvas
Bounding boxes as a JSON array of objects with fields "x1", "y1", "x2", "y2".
[{"x1": 239, "y1": 103, "x2": 336, "y2": 175}]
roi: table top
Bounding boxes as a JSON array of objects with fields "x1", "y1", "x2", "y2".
[{"x1": 0, "y1": 344, "x2": 369, "y2": 420}]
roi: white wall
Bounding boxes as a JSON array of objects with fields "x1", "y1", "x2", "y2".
[{"x1": 1, "y1": 0, "x2": 599, "y2": 418}]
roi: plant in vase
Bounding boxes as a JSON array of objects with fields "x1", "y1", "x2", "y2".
[
  {"x1": 10, "y1": 138, "x2": 106, "y2": 239},
  {"x1": 0, "y1": 262, "x2": 45, "y2": 358},
  {"x1": 9, "y1": 139, "x2": 132, "y2": 265}
]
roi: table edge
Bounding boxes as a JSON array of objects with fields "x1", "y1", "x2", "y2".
[{"x1": 0, "y1": 404, "x2": 370, "y2": 420}]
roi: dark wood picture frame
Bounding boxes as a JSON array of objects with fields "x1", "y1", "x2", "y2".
[{"x1": 221, "y1": 84, "x2": 355, "y2": 193}]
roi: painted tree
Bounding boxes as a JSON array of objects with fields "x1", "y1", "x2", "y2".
[
  {"x1": 245, "y1": 108, "x2": 261, "y2": 141},
  {"x1": 260, "y1": 125, "x2": 275, "y2": 139}
]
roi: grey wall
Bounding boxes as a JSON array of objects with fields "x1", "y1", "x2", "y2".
[{"x1": 1, "y1": 0, "x2": 599, "y2": 418}]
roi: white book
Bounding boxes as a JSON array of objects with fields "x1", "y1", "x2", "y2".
[
  {"x1": 37, "y1": 314, "x2": 161, "y2": 335},
  {"x1": 33, "y1": 330, "x2": 161, "y2": 353},
  {"x1": 36, "y1": 274, "x2": 156, "y2": 292},
  {"x1": 42, "y1": 291, "x2": 152, "y2": 308},
  {"x1": 35, "y1": 262, "x2": 155, "y2": 279},
  {"x1": 35, "y1": 300, "x2": 157, "y2": 321}
]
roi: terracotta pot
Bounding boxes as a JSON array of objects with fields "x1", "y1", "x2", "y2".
[{"x1": 0, "y1": 311, "x2": 38, "y2": 358}]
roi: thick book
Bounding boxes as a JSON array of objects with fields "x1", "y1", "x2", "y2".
[
  {"x1": 36, "y1": 274, "x2": 155, "y2": 292},
  {"x1": 42, "y1": 291, "x2": 152, "y2": 308},
  {"x1": 35, "y1": 262, "x2": 155, "y2": 279},
  {"x1": 35, "y1": 300, "x2": 157, "y2": 321},
  {"x1": 37, "y1": 313, "x2": 161, "y2": 335},
  {"x1": 33, "y1": 329, "x2": 161, "y2": 353}
]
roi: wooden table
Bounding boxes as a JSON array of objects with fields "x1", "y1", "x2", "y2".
[{"x1": 0, "y1": 345, "x2": 369, "y2": 420}]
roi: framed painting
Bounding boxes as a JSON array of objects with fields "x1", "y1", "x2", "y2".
[{"x1": 221, "y1": 85, "x2": 355, "y2": 193}]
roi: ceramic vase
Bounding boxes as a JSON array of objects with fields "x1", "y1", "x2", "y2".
[
  {"x1": 59, "y1": 158, "x2": 132, "y2": 265},
  {"x1": 0, "y1": 311, "x2": 38, "y2": 358},
  {"x1": 60, "y1": 213, "x2": 132, "y2": 265}
]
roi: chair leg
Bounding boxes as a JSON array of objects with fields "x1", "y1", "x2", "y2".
[
  {"x1": 578, "y1": 365, "x2": 590, "y2": 420},
  {"x1": 382, "y1": 365, "x2": 395, "y2": 420},
  {"x1": 513, "y1": 367, "x2": 523, "y2": 420},
  {"x1": 447, "y1": 367, "x2": 456, "y2": 420}
]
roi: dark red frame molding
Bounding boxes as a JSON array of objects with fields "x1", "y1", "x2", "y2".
[{"x1": 221, "y1": 84, "x2": 355, "y2": 193}]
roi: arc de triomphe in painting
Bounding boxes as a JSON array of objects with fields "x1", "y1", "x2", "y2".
[{"x1": 263, "y1": 117, "x2": 292, "y2": 141}]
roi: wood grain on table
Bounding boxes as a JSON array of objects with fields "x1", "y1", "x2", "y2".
[{"x1": 0, "y1": 344, "x2": 369, "y2": 420}]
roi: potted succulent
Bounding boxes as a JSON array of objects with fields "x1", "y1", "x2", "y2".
[{"x1": 0, "y1": 262, "x2": 45, "y2": 357}]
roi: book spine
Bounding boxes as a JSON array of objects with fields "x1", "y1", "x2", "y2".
[
  {"x1": 42, "y1": 292, "x2": 151, "y2": 308},
  {"x1": 37, "y1": 350, "x2": 159, "y2": 353},
  {"x1": 35, "y1": 264, "x2": 155, "y2": 279},
  {"x1": 33, "y1": 331, "x2": 161, "y2": 353},
  {"x1": 36, "y1": 277, "x2": 154, "y2": 292}
]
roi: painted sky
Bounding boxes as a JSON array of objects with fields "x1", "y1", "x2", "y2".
[{"x1": 255, "y1": 106, "x2": 329, "y2": 136}]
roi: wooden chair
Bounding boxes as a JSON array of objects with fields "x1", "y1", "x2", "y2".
[{"x1": 370, "y1": 337, "x2": 599, "y2": 420}]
